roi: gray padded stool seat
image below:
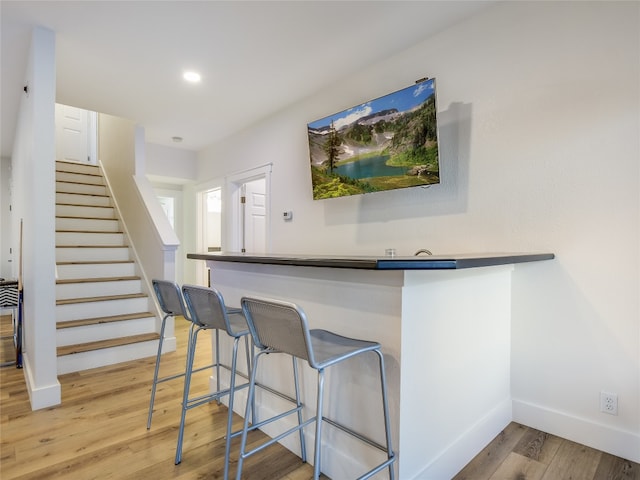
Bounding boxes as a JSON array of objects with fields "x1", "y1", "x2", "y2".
[
  {"x1": 236, "y1": 296, "x2": 396, "y2": 480},
  {"x1": 177, "y1": 284, "x2": 251, "y2": 480}
]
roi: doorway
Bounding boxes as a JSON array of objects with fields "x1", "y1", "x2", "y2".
[
  {"x1": 240, "y1": 178, "x2": 266, "y2": 253},
  {"x1": 55, "y1": 103, "x2": 97, "y2": 164},
  {"x1": 225, "y1": 164, "x2": 271, "y2": 255},
  {"x1": 195, "y1": 187, "x2": 223, "y2": 285},
  {"x1": 194, "y1": 164, "x2": 271, "y2": 285},
  {"x1": 204, "y1": 188, "x2": 222, "y2": 253}
]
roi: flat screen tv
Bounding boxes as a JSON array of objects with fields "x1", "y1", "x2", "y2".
[{"x1": 307, "y1": 78, "x2": 440, "y2": 200}]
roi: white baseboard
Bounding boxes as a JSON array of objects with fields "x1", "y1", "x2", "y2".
[
  {"x1": 411, "y1": 398, "x2": 513, "y2": 480},
  {"x1": 513, "y1": 399, "x2": 640, "y2": 463},
  {"x1": 23, "y1": 353, "x2": 61, "y2": 410}
]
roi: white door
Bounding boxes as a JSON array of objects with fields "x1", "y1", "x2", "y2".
[
  {"x1": 243, "y1": 178, "x2": 266, "y2": 254},
  {"x1": 55, "y1": 104, "x2": 97, "y2": 163}
]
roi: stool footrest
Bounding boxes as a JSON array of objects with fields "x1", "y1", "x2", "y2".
[
  {"x1": 184, "y1": 381, "x2": 250, "y2": 410},
  {"x1": 240, "y1": 408, "x2": 313, "y2": 459},
  {"x1": 322, "y1": 415, "x2": 390, "y2": 453},
  {"x1": 356, "y1": 455, "x2": 397, "y2": 480},
  {"x1": 155, "y1": 371, "x2": 186, "y2": 385},
  {"x1": 253, "y1": 379, "x2": 300, "y2": 405}
]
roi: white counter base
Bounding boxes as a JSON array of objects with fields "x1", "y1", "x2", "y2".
[{"x1": 206, "y1": 261, "x2": 515, "y2": 479}]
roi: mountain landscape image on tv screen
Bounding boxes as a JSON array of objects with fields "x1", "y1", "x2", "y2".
[{"x1": 307, "y1": 78, "x2": 440, "y2": 200}]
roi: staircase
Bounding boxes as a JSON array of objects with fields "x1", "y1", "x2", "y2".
[{"x1": 55, "y1": 160, "x2": 160, "y2": 375}]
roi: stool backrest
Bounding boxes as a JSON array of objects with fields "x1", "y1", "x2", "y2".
[
  {"x1": 241, "y1": 296, "x2": 312, "y2": 364},
  {"x1": 152, "y1": 279, "x2": 189, "y2": 319},
  {"x1": 182, "y1": 284, "x2": 234, "y2": 333}
]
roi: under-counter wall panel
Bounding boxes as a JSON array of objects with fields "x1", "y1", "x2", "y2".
[{"x1": 206, "y1": 260, "x2": 515, "y2": 479}]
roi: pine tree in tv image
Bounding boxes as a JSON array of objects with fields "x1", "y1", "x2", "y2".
[{"x1": 307, "y1": 78, "x2": 440, "y2": 200}]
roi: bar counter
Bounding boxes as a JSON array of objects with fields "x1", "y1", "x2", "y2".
[
  {"x1": 188, "y1": 251, "x2": 554, "y2": 479},
  {"x1": 187, "y1": 251, "x2": 554, "y2": 270}
]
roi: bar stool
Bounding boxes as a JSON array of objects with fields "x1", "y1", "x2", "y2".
[
  {"x1": 237, "y1": 296, "x2": 396, "y2": 480},
  {"x1": 147, "y1": 280, "x2": 244, "y2": 428},
  {"x1": 147, "y1": 279, "x2": 192, "y2": 429},
  {"x1": 177, "y1": 284, "x2": 252, "y2": 480}
]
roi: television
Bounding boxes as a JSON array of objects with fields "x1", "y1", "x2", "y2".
[{"x1": 307, "y1": 78, "x2": 440, "y2": 200}]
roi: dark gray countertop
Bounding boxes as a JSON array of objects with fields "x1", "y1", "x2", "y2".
[{"x1": 187, "y1": 252, "x2": 555, "y2": 270}]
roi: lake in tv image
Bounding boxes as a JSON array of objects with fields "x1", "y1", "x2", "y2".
[{"x1": 307, "y1": 78, "x2": 440, "y2": 200}]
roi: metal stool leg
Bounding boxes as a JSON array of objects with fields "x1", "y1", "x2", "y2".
[
  {"x1": 147, "y1": 313, "x2": 169, "y2": 429},
  {"x1": 376, "y1": 349, "x2": 395, "y2": 480},
  {"x1": 235, "y1": 350, "x2": 262, "y2": 480},
  {"x1": 175, "y1": 324, "x2": 199, "y2": 464},
  {"x1": 245, "y1": 336, "x2": 256, "y2": 425},
  {"x1": 215, "y1": 329, "x2": 221, "y2": 402},
  {"x1": 292, "y1": 356, "x2": 307, "y2": 463},
  {"x1": 313, "y1": 369, "x2": 326, "y2": 480},
  {"x1": 223, "y1": 336, "x2": 242, "y2": 480}
]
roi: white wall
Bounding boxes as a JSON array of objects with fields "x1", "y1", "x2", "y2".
[
  {"x1": 145, "y1": 142, "x2": 197, "y2": 182},
  {"x1": 99, "y1": 115, "x2": 179, "y2": 284},
  {"x1": 0, "y1": 156, "x2": 13, "y2": 279},
  {"x1": 10, "y1": 26, "x2": 60, "y2": 409},
  {"x1": 197, "y1": 1, "x2": 639, "y2": 462}
]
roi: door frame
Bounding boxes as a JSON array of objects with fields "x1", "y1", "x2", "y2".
[{"x1": 225, "y1": 163, "x2": 272, "y2": 254}]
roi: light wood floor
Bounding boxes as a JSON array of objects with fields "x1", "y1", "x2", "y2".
[
  {"x1": 1, "y1": 315, "x2": 638, "y2": 479},
  {"x1": 0, "y1": 315, "x2": 325, "y2": 479},
  {"x1": 453, "y1": 422, "x2": 637, "y2": 480}
]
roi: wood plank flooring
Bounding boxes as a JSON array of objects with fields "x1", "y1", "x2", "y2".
[
  {"x1": 1, "y1": 315, "x2": 324, "y2": 479},
  {"x1": 1, "y1": 314, "x2": 638, "y2": 479},
  {"x1": 453, "y1": 416, "x2": 638, "y2": 480}
]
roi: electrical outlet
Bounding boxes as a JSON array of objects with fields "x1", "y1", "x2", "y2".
[{"x1": 600, "y1": 391, "x2": 618, "y2": 415}]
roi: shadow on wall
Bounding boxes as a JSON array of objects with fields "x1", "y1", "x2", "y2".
[{"x1": 320, "y1": 101, "x2": 472, "y2": 227}]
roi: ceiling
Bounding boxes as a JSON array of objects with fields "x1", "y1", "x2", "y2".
[{"x1": 1, "y1": 1, "x2": 496, "y2": 158}]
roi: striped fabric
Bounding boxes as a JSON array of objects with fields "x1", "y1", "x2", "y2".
[{"x1": 0, "y1": 281, "x2": 19, "y2": 308}]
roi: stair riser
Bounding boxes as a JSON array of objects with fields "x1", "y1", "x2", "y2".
[
  {"x1": 56, "y1": 247, "x2": 131, "y2": 262},
  {"x1": 56, "y1": 279, "x2": 142, "y2": 300},
  {"x1": 56, "y1": 193, "x2": 111, "y2": 208},
  {"x1": 56, "y1": 162, "x2": 101, "y2": 176},
  {"x1": 56, "y1": 204, "x2": 115, "y2": 219},
  {"x1": 57, "y1": 317, "x2": 157, "y2": 347},
  {"x1": 56, "y1": 297, "x2": 149, "y2": 322},
  {"x1": 57, "y1": 339, "x2": 164, "y2": 375},
  {"x1": 56, "y1": 217, "x2": 120, "y2": 232},
  {"x1": 56, "y1": 232, "x2": 125, "y2": 246},
  {"x1": 56, "y1": 181, "x2": 107, "y2": 196},
  {"x1": 56, "y1": 171, "x2": 104, "y2": 186},
  {"x1": 56, "y1": 262, "x2": 136, "y2": 280}
]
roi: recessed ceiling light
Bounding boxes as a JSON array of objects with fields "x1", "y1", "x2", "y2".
[{"x1": 183, "y1": 71, "x2": 201, "y2": 83}]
